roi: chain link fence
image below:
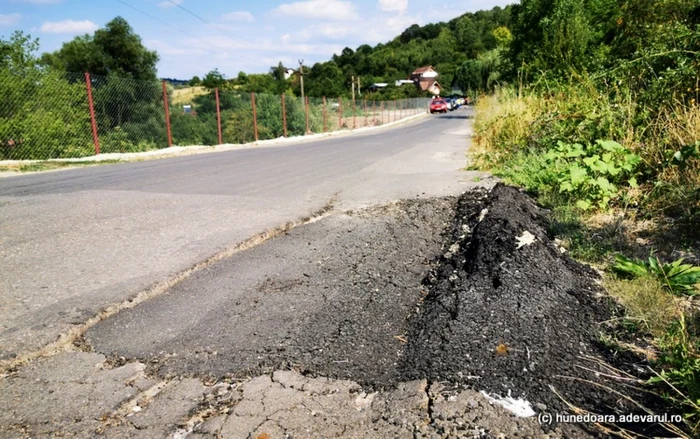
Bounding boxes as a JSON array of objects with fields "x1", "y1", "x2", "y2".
[{"x1": 0, "y1": 70, "x2": 432, "y2": 161}]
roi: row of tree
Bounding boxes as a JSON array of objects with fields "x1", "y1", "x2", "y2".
[
  {"x1": 3, "y1": 1, "x2": 696, "y2": 158},
  {"x1": 184, "y1": 6, "x2": 514, "y2": 99}
]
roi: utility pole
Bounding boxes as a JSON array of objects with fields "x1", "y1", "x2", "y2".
[
  {"x1": 351, "y1": 75, "x2": 355, "y2": 101},
  {"x1": 298, "y1": 59, "x2": 305, "y2": 101},
  {"x1": 357, "y1": 76, "x2": 361, "y2": 97}
]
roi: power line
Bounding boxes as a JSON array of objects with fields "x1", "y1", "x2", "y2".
[
  {"x1": 115, "y1": 0, "x2": 220, "y2": 55},
  {"x1": 165, "y1": 0, "x2": 254, "y2": 49}
]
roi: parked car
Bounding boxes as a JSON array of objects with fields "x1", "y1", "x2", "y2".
[
  {"x1": 430, "y1": 99, "x2": 448, "y2": 113},
  {"x1": 445, "y1": 96, "x2": 462, "y2": 110}
]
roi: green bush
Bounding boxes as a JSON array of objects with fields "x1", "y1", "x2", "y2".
[{"x1": 543, "y1": 140, "x2": 641, "y2": 210}]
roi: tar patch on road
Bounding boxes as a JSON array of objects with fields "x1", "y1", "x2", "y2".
[
  {"x1": 87, "y1": 196, "x2": 458, "y2": 388},
  {"x1": 87, "y1": 184, "x2": 674, "y2": 436}
]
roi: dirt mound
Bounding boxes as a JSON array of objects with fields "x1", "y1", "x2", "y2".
[{"x1": 400, "y1": 184, "x2": 616, "y2": 415}]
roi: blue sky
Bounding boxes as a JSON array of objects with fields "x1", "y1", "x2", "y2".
[{"x1": 1, "y1": 0, "x2": 516, "y2": 79}]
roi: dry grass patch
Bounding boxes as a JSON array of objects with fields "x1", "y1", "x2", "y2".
[
  {"x1": 471, "y1": 90, "x2": 540, "y2": 166},
  {"x1": 172, "y1": 86, "x2": 208, "y2": 106},
  {"x1": 606, "y1": 276, "x2": 684, "y2": 338}
]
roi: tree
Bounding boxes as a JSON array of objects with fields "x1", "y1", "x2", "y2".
[
  {"x1": 40, "y1": 17, "x2": 158, "y2": 80},
  {"x1": 201, "y1": 69, "x2": 227, "y2": 89},
  {"x1": 455, "y1": 50, "x2": 502, "y2": 94},
  {"x1": 0, "y1": 31, "x2": 39, "y2": 71},
  {"x1": 538, "y1": 0, "x2": 592, "y2": 74},
  {"x1": 492, "y1": 26, "x2": 513, "y2": 48},
  {"x1": 189, "y1": 76, "x2": 201, "y2": 86},
  {"x1": 0, "y1": 32, "x2": 94, "y2": 159}
]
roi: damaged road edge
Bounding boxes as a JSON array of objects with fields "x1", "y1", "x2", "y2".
[{"x1": 0, "y1": 197, "x2": 339, "y2": 375}]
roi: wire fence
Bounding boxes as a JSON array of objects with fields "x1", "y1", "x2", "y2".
[{"x1": 0, "y1": 70, "x2": 432, "y2": 161}]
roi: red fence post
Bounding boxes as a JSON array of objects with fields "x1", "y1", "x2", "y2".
[
  {"x1": 281, "y1": 94, "x2": 287, "y2": 137},
  {"x1": 380, "y1": 101, "x2": 384, "y2": 125},
  {"x1": 338, "y1": 97, "x2": 342, "y2": 129},
  {"x1": 323, "y1": 97, "x2": 328, "y2": 133},
  {"x1": 305, "y1": 96, "x2": 310, "y2": 135},
  {"x1": 373, "y1": 100, "x2": 376, "y2": 125},
  {"x1": 161, "y1": 81, "x2": 173, "y2": 147},
  {"x1": 84, "y1": 72, "x2": 100, "y2": 155},
  {"x1": 251, "y1": 92, "x2": 259, "y2": 142},
  {"x1": 215, "y1": 88, "x2": 223, "y2": 145}
]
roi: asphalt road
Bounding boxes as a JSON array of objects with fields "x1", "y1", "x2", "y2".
[{"x1": 0, "y1": 110, "x2": 482, "y2": 362}]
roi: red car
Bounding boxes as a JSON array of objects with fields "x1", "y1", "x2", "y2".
[{"x1": 430, "y1": 99, "x2": 448, "y2": 113}]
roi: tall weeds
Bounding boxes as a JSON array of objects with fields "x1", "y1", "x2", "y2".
[{"x1": 470, "y1": 79, "x2": 699, "y2": 433}]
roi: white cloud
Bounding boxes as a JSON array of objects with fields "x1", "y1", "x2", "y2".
[
  {"x1": 222, "y1": 11, "x2": 255, "y2": 22},
  {"x1": 377, "y1": 0, "x2": 408, "y2": 13},
  {"x1": 40, "y1": 19, "x2": 98, "y2": 34},
  {"x1": 284, "y1": 12, "x2": 420, "y2": 46},
  {"x1": 158, "y1": 0, "x2": 183, "y2": 8},
  {"x1": 273, "y1": 0, "x2": 358, "y2": 21},
  {"x1": 0, "y1": 13, "x2": 21, "y2": 26}
]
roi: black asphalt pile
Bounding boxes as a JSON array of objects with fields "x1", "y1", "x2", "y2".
[{"x1": 400, "y1": 184, "x2": 618, "y2": 415}]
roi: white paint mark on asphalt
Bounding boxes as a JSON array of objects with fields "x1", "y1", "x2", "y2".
[{"x1": 479, "y1": 390, "x2": 536, "y2": 417}]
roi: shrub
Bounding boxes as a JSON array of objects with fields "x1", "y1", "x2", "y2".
[{"x1": 543, "y1": 140, "x2": 641, "y2": 210}]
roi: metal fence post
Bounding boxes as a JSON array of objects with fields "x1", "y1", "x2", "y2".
[
  {"x1": 373, "y1": 100, "x2": 376, "y2": 125},
  {"x1": 323, "y1": 97, "x2": 328, "y2": 133},
  {"x1": 215, "y1": 88, "x2": 223, "y2": 145},
  {"x1": 84, "y1": 72, "x2": 100, "y2": 155},
  {"x1": 380, "y1": 101, "x2": 384, "y2": 125},
  {"x1": 162, "y1": 80, "x2": 173, "y2": 147},
  {"x1": 282, "y1": 94, "x2": 287, "y2": 137},
  {"x1": 251, "y1": 92, "x2": 258, "y2": 142}
]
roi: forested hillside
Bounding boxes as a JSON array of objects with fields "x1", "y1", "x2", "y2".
[
  {"x1": 188, "y1": 5, "x2": 513, "y2": 99},
  {"x1": 295, "y1": 6, "x2": 512, "y2": 99}
]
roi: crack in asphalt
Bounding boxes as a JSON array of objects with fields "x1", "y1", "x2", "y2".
[{"x1": 0, "y1": 197, "x2": 339, "y2": 376}]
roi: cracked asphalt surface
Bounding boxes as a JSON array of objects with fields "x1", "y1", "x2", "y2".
[
  {"x1": 2, "y1": 187, "x2": 611, "y2": 439},
  {"x1": 0, "y1": 110, "x2": 483, "y2": 362},
  {"x1": 4, "y1": 110, "x2": 670, "y2": 438},
  {"x1": 86, "y1": 197, "x2": 459, "y2": 386}
]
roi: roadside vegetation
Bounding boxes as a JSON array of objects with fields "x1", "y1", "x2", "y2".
[
  {"x1": 0, "y1": 160, "x2": 123, "y2": 173},
  {"x1": 469, "y1": 0, "x2": 700, "y2": 434}
]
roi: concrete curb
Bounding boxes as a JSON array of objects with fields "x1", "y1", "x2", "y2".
[{"x1": 0, "y1": 112, "x2": 431, "y2": 169}]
